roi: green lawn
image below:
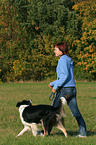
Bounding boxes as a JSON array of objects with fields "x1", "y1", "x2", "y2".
[{"x1": 0, "y1": 82, "x2": 96, "y2": 145}]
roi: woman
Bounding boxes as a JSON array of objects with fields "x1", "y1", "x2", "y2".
[{"x1": 48, "y1": 42, "x2": 87, "y2": 137}]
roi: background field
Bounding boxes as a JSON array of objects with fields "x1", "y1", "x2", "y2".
[{"x1": 0, "y1": 82, "x2": 96, "y2": 145}]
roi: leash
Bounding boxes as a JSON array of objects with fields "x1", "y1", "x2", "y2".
[
  {"x1": 49, "y1": 92, "x2": 56, "y2": 101},
  {"x1": 49, "y1": 88, "x2": 62, "y2": 101}
]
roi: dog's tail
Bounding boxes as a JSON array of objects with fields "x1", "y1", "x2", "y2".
[
  {"x1": 60, "y1": 97, "x2": 66, "y2": 105},
  {"x1": 57, "y1": 97, "x2": 66, "y2": 117},
  {"x1": 43, "y1": 97, "x2": 66, "y2": 134}
]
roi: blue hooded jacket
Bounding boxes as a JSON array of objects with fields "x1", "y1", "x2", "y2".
[{"x1": 50, "y1": 55, "x2": 75, "y2": 90}]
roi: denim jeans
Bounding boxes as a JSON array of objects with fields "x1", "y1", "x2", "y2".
[{"x1": 52, "y1": 87, "x2": 87, "y2": 136}]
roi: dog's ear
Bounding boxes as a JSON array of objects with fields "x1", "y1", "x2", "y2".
[
  {"x1": 16, "y1": 102, "x2": 21, "y2": 107},
  {"x1": 30, "y1": 100, "x2": 32, "y2": 104}
]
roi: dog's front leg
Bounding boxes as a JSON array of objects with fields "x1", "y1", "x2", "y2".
[{"x1": 16, "y1": 126, "x2": 31, "y2": 137}]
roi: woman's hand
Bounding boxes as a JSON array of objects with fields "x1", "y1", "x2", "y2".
[
  {"x1": 52, "y1": 88, "x2": 57, "y2": 93},
  {"x1": 48, "y1": 84, "x2": 52, "y2": 88},
  {"x1": 48, "y1": 84, "x2": 56, "y2": 93}
]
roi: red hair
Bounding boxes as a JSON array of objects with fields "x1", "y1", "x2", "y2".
[{"x1": 55, "y1": 42, "x2": 69, "y2": 55}]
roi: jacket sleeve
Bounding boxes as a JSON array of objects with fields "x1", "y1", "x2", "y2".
[
  {"x1": 50, "y1": 59, "x2": 69, "y2": 90},
  {"x1": 50, "y1": 80, "x2": 57, "y2": 87}
]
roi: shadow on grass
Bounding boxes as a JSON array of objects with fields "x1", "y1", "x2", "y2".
[
  {"x1": 50, "y1": 130, "x2": 96, "y2": 137},
  {"x1": 67, "y1": 130, "x2": 96, "y2": 137}
]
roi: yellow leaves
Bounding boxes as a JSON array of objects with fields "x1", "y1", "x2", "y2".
[
  {"x1": 89, "y1": 49, "x2": 94, "y2": 53},
  {"x1": 76, "y1": 44, "x2": 96, "y2": 75},
  {"x1": 0, "y1": 69, "x2": 2, "y2": 83},
  {"x1": 73, "y1": 1, "x2": 95, "y2": 16},
  {"x1": 35, "y1": 26, "x2": 40, "y2": 30},
  {"x1": 83, "y1": 62, "x2": 87, "y2": 65},
  {"x1": 78, "y1": 62, "x2": 82, "y2": 66},
  {"x1": 59, "y1": 26, "x2": 65, "y2": 34},
  {"x1": 12, "y1": 60, "x2": 24, "y2": 77}
]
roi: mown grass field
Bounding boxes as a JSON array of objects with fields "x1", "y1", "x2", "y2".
[{"x1": 0, "y1": 82, "x2": 96, "y2": 145}]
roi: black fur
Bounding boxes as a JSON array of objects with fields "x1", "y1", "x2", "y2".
[{"x1": 16, "y1": 100, "x2": 32, "y2": 107}]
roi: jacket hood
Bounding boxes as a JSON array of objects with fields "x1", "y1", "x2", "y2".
[{"x1": 61, "y1": 55, "x2": 73, "y2": 65}]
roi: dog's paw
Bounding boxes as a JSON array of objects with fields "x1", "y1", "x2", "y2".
[
  {"x1": 16, "y1": 135, "x2": 19, "y2": 138},
  {"x1": 65, "y1": 133, "x2": 67, "y2": 137},
  {"x1": 37, "y1": 131, "x2": 44, "y2": 136},
  {"x1": 32, "y1": 132, "x2": 37, "y2": 136}
]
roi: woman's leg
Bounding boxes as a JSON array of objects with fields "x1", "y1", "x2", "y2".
[
  {"x1": 52, "y1": 87, "x2": 87, "y2": 137},
  {"x1": 67, "y1": 97, "x2": 87, "y2": 137}
]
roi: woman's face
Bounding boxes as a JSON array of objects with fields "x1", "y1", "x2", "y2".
[{"x1": 54, "y1": 46, "x2": 63, "y2": 57}]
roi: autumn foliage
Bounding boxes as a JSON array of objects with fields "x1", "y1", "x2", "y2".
[{"x1": 0, "y1": 0, "x2": 96, "y2": 83}]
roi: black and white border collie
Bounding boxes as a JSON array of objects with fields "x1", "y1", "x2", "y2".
[{"x1": 16, "y1": 97, "x2": 67, "y2": 137}]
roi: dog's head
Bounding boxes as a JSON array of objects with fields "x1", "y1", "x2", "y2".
[{"x1": 16, "y1": 100, "x2": 32, "y2": 107}]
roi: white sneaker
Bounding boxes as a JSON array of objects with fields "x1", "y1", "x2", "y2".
[{"x1": 77, "y1": 134, "x2": 87, "y2": 138}]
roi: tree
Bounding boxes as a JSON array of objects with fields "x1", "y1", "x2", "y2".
[
  {"x1": 72, "y1": 1, "x2": 96, "y2": 80},
  {"x1": 0, "y1": 0, "x2": 29, "y2": 81}
]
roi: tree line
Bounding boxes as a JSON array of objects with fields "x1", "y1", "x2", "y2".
[{"x1": 0, "y1": 0, "x2": 96, "y2": 83}]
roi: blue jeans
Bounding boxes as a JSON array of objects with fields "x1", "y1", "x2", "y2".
[{"x1": 52, "y1": 87, "x2": 87, "y2": 135}]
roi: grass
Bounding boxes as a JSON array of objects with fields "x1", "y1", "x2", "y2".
[{"x1": 0, "y1": 82, "x2": 96, "y2": 145}]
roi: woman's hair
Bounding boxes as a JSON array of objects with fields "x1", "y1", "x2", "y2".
[{"x1": 55, "y1": 42, "x2": 69, "y2": 55}]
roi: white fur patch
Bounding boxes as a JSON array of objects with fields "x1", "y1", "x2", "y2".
[
  {"x1": 19, "y1": 105, "x2": 34, "y2": 127},
  {"x1": 17, "y1": 105, "x2": 38, "y2": 137},
  {"x1": 60, "y1": 97, "x2": 66, "y2": 105}
]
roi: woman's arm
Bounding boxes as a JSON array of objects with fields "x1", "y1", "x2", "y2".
[{"x1": 51, "y1": 58, "x2": 69, "y2": 90}]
